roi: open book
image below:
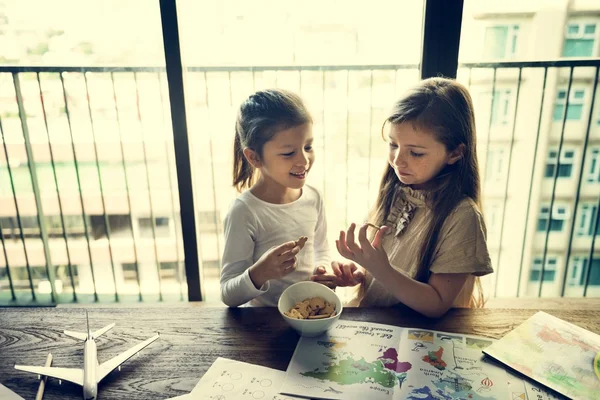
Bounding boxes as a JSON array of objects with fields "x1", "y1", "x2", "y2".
[
  {"x1": 482, "y1": 311, "x2": 600, "y2": 400},
  {"x1": 280, "y1": 320, "x2": 561, "y2": 400}
]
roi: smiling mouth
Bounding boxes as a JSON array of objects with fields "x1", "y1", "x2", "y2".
[{"x1": 290, "y1": 171, "x2": 307, "y2": 179}]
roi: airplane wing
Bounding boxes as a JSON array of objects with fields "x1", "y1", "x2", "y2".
[
  {"x1": 14, "y1": 365, "x2": 84, "y2": 386},
  {"x1": 97, "y1": 333, "x2": 159, "y2": 382}
]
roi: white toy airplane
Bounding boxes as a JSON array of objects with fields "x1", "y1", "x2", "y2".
[{"x1": 15, "y1": 312, "x2": 159, "y2": 400}]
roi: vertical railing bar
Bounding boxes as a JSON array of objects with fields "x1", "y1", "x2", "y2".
[
  {"x1": 110, "y1": 72, "x2": 143, "y2": 302},
  {"x1": 206, "y1": 70, "x2": 221, "y2": 266},
  {"x1": 0, "y1": 219, "x2": 16, "y2": 300},
  {"x1": 83, "y1": 72, "x2": 119, "y2": 302},
  {"x1": 516, "y1": 67, "x2": 548, "y2": 297},
  {"x1": 560, "y1": 67, "x2": 599, "y2": 297},
  {"x1": 251, "y1": 67, "x2": 256, "y2": 92},
  {"x1": 0, "y1": 116, "x2": 33, "y2": 300},
  {"x1": 133, "y1": 72, "x2": 164, "y2": 301},
  {"x1": 366, "y1": 70, "x2": 374, "y2": 211},
  {"x1": 483, "y1": 68, "x2": 497, "y2": 184},
  {"x1": 583, "y1": 193, "x2": 600, "y2": 296},
  {"x1": 482, "y1": 68, "x2": 497, "y2": 293},
  {"x1": 538, "y1": 66, "x2": 574, "y2": 298},
  {"x1": 344, "y1": 70, "x2": 350, "y2": 227},
  {"x1": 321, "y1": 68, "x2": 326, "y2": 202},
  {"x1": 59, "y1": 72, "x2": 98, "y2": 301},
  {"x1": 494, "y1": 68, "x2": 522, "y2": 297},
  {"x1": 14, "y1": 72, "x2": 56, "y2": 302},
  {"x1": 37, "y1": 72, "x2": 77, "y2": 302},
  {"x1": 275, "y1": 70, "x2": 278, "y2": 88},
  {"x1": 157, "y1": 72, "x2": 184, "y2": 301}
]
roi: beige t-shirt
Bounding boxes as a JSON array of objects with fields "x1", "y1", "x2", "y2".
[{"x1": 357, "y1": 186, "x2": 493, "y2": 308}]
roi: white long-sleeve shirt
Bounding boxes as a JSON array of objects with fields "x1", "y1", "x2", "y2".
[{"x1": 220, "y1": 185, "x2": 330, "y2": 307}]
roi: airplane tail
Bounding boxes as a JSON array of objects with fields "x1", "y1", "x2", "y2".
[{"x1": 63, "y1": 311, "x2": 115, "y2": 341}]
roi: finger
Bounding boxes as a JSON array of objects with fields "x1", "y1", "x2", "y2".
[
  {"x1": 282, "y1": 259, "x2": 297, "y2": 272},
  {"x1": 331, "y1": 262, "x2": 342, "y2": 277},
  {"x1": 336, "y1": 239, "x2": 354, "y2": 260},
  {"x1": 353, "y1": 269, "x2": 365, "y2": 284},
  {"x1": 310, "y1": 273, "x2": 336, "y2": 282},
  {"x1": 372, "y1": 226, "x2": 389, "y2": 250},
  {"x1": 275, "y1": 241, "x2": 297, "y2": 255},
  {"x1": 357, "y1": 224, "x2": 372, "y2": 250},
  {"x1": 342, "y1": 263, "x2": 354, "y2": 281},
  {"x1": 315, "y1": 266, "x2": 326, "y2": 275},
  {"x1": 345, "y1": 223, "x2": 360, "y2": 252},
  {"x1": 279, "y1": 245, "x2": 301, "y2": 261},
  {"x1": 336, "y1": 232, "x2": 354, "y2": 258}
]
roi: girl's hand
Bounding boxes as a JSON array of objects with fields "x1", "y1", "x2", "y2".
[
  {"x1": 311, "y1": 261, "x2": 365, "y2": 288},
  {"x1": 336, "y1": 223, "x2": 391, "y2": 274},
  {"x1": 249, "y1": 241, "x2": 301, "y2": 289}
]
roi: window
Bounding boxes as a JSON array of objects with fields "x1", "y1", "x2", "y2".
[
  {"x1": 563, "y1": 23, "x2": 597, "y2": 57},
  {"x1": 159, "y1": 262, "x2": 178, "y2": 281},
  {"x1": 138, "y1": 216, "x2": 171, "y2": 238},
  {"x1": 544, "y1": 148, "x2": 575, "y2": 178},
  {"x1": 530, "y1": 256, "x2": 557, "y2": 282},
  {"x1": 121, "y1": 263, "x2": 139, "y2": 283},
  {"x1": 491, "y1": 90, "x2": 512, "y2": 125},
  {"x1": 485, "y1": 147, "x2": 507, "y2": 184},
  {"x1": 483, "y1": 25, "x2": 519, "y2": 60},
  {"x1": 577, "y1": 204, "x2": 600, "y2": 237},
  {"x1": 587, "y1": 148, "x2": 600, "y2": 183},
  {"x1": 553, "y1": 89, "x2": 585, "y2": 121},
  {"x1": 537, "y1": 205, "x2": 568, "y2": 232},
  {"x1": 569, "y1": 256, "x2": 600, "y2": 286}
]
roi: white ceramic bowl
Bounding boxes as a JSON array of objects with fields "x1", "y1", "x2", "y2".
[{"x1": 278, "y1": 281, "x2": 343, "y2": 337}]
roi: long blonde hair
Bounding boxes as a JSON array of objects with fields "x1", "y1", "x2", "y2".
[{"x1": 367, "y1": 77, "x2": 485, "y2": 307}]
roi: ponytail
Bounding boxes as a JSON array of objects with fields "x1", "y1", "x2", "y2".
[{"x1": 232, "y1": 126, "x2": 255, "y2": 192}]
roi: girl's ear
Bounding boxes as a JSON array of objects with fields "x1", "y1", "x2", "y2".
[
  {"x1": 447, "y1": 144, "x2": 465, "y2": 165},
  {"x1": 243, "y1": 148, "x2": 262, "y2": 168}
]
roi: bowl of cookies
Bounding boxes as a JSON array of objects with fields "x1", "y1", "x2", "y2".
[{"x1": 278, "y1": 281, "x2": 343, "y2": 337}]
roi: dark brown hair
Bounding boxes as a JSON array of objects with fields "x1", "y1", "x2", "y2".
[
  {"x1": 371, "y1": 77, "x2": 485, "y2": 307},
  {"x1": 233, "y1": 89, "x2": 312, "y2": 192}
]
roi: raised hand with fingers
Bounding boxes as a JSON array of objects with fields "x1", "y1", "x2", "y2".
[
  {"x1": 336, "y1": 223, "x2": 391, "y2": 275},
  {"x1": 248, "y1": 241, "x2": 301, "y2": 289}
]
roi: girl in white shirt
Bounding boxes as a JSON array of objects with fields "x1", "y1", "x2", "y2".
[{"x1": 220, "y1": 89, "x2": 330, "y2": 307}]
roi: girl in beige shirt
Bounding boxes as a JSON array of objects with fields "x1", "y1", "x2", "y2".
[{"x1": 312, "y1": 78, "x2": 493, "y2": 318}]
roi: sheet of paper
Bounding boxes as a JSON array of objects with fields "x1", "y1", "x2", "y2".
[
  {"x1": 0, "y1": 384, "x2": 25, "y2": 400},
  {"x1": 397, "y1": 329, "x2": 509, "y2": 400},
  {"x1": 174, "y1": 357, "x2": 302, "y2": 400},
  {"x1": 281, "y1": 320, "x2": 406, "y2": 400}
]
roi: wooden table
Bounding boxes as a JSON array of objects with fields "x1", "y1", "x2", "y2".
[{"x1": 1, "y1": 300, "x2": 599, "y2": 399}]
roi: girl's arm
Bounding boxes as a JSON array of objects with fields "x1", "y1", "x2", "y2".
[
  {"x1": 336, "y1": 223, "x2": 468, "y2": 318},
  {"x1": 220, "y1": 201, "x2": 267, "y2": 307}
]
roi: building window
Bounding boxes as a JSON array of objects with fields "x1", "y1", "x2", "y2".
[
  {"x1": 563, "y1": 23, "x2": 597, "y2": 57},
  {"x1": 587, "y1": 148, "x2": 600, "y2": 183},
  {"x1": 530, "y1": 256, "x2": 557, "y2": 282},
  {"x1": 491, "y1": 90, "x2": 512, "y2": 125},
  {"x1": 485, "y1": 147, "x2": 507, "y2": 184},
  {"x1": 553, "y1": 89, "x2": 585, "y2": 121},
  {"x1": 484, "y1": 202, "x2": 503, "y2": 235},
  {"x1": 483, "y1": 25, "x2": 519, "y2": 60},
  {"x1": 121, "y1": 263, "x2": 138, "y2": 283},
  {"x1": 577, "y1": 204, "x2": 600, "y2": 237},
  {"x1": 138, "y1": 216, "x2": 171, "y2": 238},
  {"x1": 570, "y1": 256, "x2": 600, "y2": 286},
  {"x1": 159, "y1": 262, "x2": 178, "y2": 281},
  {"x1": 544, "y1": 148, "x2": 575, "y2": 178},
  {"x1": 537, "y1": 205, "x2": 568, "y2": 232}
]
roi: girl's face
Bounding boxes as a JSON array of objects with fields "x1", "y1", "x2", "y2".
[
  {"x1": 256, "y1": 123, "x2": 314, "y2": 191},
  {"x1": 387, "y1": 122, "x2": 461, "y2": 189}
]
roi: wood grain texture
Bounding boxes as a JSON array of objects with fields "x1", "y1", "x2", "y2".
[{"x1": 1, "y1": 304, "x2": 599, "y2": 399}]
